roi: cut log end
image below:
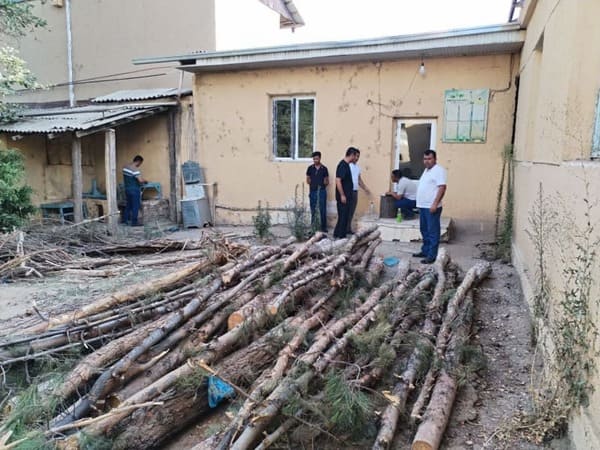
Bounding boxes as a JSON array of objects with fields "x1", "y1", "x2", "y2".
[
  {"x1": 411, "y1": 442, "x2": 433, "y2": 450},
  {"x1": 227, "y1": 313, "x2": 244, "y2": 330}
]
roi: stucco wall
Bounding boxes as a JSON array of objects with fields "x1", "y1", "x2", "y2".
[
  {"x1": 10, "y1": 0, "x2": 215, "y2": 103},
  {"x1": 193, "y1": 54, "x2": 517, "y2": 233},
  {"x1": 513, "y1": 1, "x2": 600, "y2": 448}
]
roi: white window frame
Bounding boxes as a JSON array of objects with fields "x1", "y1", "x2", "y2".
[
  {"x1": 393, "y1": 118, "x2": 437, "y2": 170},
  {"x1": 272, "y1": 96, "x2": 316, "y2": 161}
]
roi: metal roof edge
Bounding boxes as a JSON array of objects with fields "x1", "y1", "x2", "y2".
[
  {"x1": 133, "y1": 23, "x2": 523, "y2": 66},
  {"x1": 177, "y1": 28, "x2": 525, "y2": 73}
]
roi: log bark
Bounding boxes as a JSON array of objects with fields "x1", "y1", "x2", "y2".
[
  {"x1": 411, "y1": 290, "x2": 476, "y2": 450},
  {"x1": 81, "y1": 285, "x2": 315, "y2": 438},
  {"x1": 222, "y1": 245, "x2": 285, "y2": 285},
  {"x1": 371, "y1": 253, "x2": 453, "y2": 450},
  {"x1": 111, "y1": 290, "x2": 256, "y2": 404},
  {"x1": 98, "y1": 317, "x2": 300, "y2": 450},
  {"x1": 282, "y1": 232, "x2": 324, "y2": 272},
  {"x1": 24, "y1": 256, "x2": 222, "y2": 333},
  {"x1": 230, "y1": 276, "x2": 386, "y2": 450},
  {"x1": 56, "y1": 319, "x2": 163, "y2": 401},
  {"x1": 213, "y1": 288, "x2": 338, "y2": 450},
  {"x1": 410, "y1": 262, "x2": 490, "y2": 423},
  {"x1": 53, "y1": 278, "x2": 223, "y2": 427}
]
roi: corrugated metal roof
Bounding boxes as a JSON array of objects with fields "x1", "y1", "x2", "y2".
[
  {"x1": 0, "y1": 102, "x2": 176, "y2": 135},
  {"x1": 133, "y1": 23, "x2": 524, "y2": 72},
  {"x1": 92, "y1": 88, "x2": 192, "y2": 103}
]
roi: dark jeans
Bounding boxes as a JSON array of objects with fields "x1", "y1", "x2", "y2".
[
  {"x1": 309, "y1": 189, "x2": 327, "y2": 232},
  {"x1": 124, "y1": 189, "x2": 141, "y2": 225},
  {"x1": 419, "y1": 207, "x2": 442, "y2": 260},
  {"x1": 334, "y1": 199, "x2": 351, "y2": 238},
  {"x1": 347, "y1": 190, "x2": 358, "y2": 233},
  {"x1": 395, "y1": 198, "x2": 416, "y2": 219}
]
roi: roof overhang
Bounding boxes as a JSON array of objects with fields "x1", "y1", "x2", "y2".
[
  {"x1": 133, "y1": 23, "x2": 524, "y2": 73},
  {"x1": 0, "y1": 102, "x2": 177, "y2": 137}
]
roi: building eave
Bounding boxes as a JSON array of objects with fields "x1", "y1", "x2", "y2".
[{"x1": 133, "y1": 23, "x2": 524, "y2": 73}]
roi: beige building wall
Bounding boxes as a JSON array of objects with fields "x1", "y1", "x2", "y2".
[
  {"x1": 1, "y1": 113, "x2": 173, "y2": 211},
  {"x1": 193, "y1": 54, "x2": 517, "y2": 233},
  {"x1": 11, "y1": 0, "x2": 216, "y2": 103},
  {"x1": 513, "y1": 0, "x2": 600, "y2": 448}
]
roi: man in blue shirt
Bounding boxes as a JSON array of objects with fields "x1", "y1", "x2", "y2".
[
  {"x1": 122, "y1": 155, "x2": 147, "y2": 226},
  {"x1": 306, "y1": 151, "x2": 329, "y2": 233}
]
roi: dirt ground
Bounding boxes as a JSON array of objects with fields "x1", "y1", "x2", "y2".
[{"x1": 0, "y1": 224, "x2": 569, "y2": 449}]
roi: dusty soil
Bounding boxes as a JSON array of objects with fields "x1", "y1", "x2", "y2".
[{"x1": 0, "y1": 224, "x2": 567, "y2": 449}]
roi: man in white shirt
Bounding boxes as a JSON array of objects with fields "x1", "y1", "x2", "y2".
[
  {"x1": 413, "y1": 150, "x2": 447, "y2": 264},
  {"x1": 347, "y1": 149, "x2": 370, "y2": 234},
  {"x1": 386, "y1": 169, "x2": 418, "y2": 220}
]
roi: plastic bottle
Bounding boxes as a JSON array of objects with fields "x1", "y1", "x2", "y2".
[{"x1": 396, "y1": 210, "x2": 403, "y2": 223}]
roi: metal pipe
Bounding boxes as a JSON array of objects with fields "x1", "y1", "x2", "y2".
[{"x1": 65, "y1": 0, "x2": 75, "y2": 107}]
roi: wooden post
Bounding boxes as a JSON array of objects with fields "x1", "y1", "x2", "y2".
[
  {"x1": 105, "y1": 129, "x2": 118, "y2": 233},
  {"x1": 168, "y1": 109, "x2": 179, "y2": 223},
  {"x1": 71, "y1": 136, "x2": 83, "y2": 223}
]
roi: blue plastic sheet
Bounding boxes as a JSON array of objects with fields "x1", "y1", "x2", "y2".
[{"x1": 207, "y1": 375, "x2": 235, "y2": 408}]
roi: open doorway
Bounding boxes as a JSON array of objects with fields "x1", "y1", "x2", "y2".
[{"x1": 393, "y1": 119, "x2": 436, "y2": 179}]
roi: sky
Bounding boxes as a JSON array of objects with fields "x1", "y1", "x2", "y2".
[{"x1": 217, "y1": 0, "x2": 516, "y2": 51}]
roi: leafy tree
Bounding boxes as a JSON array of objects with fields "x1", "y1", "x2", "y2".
[
  {"x1": 0, "y1": 0, "x2": 45, "y2": 123},
  {"x1": 0, "y1": 149, "x2": 37, "y2": 231},
  {"x1": 0, "y1": 1, "x2": 44, "y2": 228}
]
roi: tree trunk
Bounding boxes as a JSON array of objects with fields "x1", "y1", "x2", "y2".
[
  {"x1": 213, "y1": 288, "x2": 338, "y2": 450},
  {"x1": 410, "y1": 290, "x2": 475, "y2": 450},
  {"x1": 24, "y1": 256, "x2": 222, "y2": 333},
  {"x1": 104, "y1": 317, "x2": 300, "y2": 450},
  {"x1": 410, "y1": 262, "x2": 490, "y2": 422},
  {"x1": 53, "y1": 278, "x2": 223, "y2": 427}
]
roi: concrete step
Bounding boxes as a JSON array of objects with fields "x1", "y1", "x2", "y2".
[{"x1": 358, "y1": 215, "x2": 452, "y2": 242}]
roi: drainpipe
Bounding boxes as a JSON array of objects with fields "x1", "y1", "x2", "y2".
[{"x1": 65, "y1": 0, "x2": 75, "y2": 107}]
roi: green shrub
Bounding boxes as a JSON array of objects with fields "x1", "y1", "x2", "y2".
[{"x1": 0, "y1": 148, "x2": 36, "y2": 231}]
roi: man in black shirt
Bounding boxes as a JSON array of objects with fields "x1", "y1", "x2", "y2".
[
  {"x1": 334, "y1": 147, "x2": 359, "y2": 238},
  {"x1": 306, "y1": 151, "x2": 329, "y2": 233}
]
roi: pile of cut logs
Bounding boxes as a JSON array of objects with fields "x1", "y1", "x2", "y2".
[{"x1": 0, "y1": 226, "x2": 490, "y2": 450}]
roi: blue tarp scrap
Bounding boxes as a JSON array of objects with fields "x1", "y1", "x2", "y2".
[{"x1": 207, "y1": 375, "x2": 235, "y2": 408}]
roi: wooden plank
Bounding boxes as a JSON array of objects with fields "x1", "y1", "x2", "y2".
[
  {"x1": 71, "y1": 136, "x2": 83, "y2": 223},
  {"x1": 105, "y1": 129, "x2": 118, "y2": 233}
]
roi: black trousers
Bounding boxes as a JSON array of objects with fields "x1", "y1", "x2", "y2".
[
  {"x1": 347, "y1": 190, "x2": 358, "y2": 233},
  {"x1": 334, "y1": 199, "x2": 351, "y2": 238}
]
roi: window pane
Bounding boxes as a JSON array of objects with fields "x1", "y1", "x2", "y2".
[
  {"x1": 297, "y1": 99, "x2": 315, "y2": 158},
  {"x1": 274, "y1": 100, "x2": 292, "y2": 158}
]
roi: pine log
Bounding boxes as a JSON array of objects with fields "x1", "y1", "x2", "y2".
[
  {"x1": 111, "y1": 291, "x2": 257, "y2": 403},
  {"x1": 358, "y1": 238, "x2": 382, "y2": 272},
  {"x1": 365, "y1": 255, "x2": 385, "y2": 287},
  {"x1": 222, "y1": 245, "x2": 285, "y2": 285},
  {"x1": 372, "y1": 253, "x2": 452, "y2": 450},
  {"x1": 56, "y1": 319, "x2": 165, "y2": 401},
  {"x1": 23, "y1": 255, "x2": 223, "y2": 333},
  {"x1": 230, "y1": 273, "x2": 388, "y2": 450},
  {"x1": 213, "y1": 288, "x2": 338, "y2": 450},
  {"x1": 410, "y1": 261, "x2": 490, "y2": 423},
  {"x1": 94, "y1": 316, "x2": 300, "y2": 450},
  {"x1": 411, "y1": 291, "x2": 475, "y2": 450},
  {"x1": 267, "y1": 251, "x2": 353, "y2": 316},
  {"x1": 282, "y1": 232, "x2": 324, "y2": 272},
  {"x1": 80, "y1": 285, "x2": 315, "y2": 438},
  {"x1": 53, "y1": 278, "x2": 223, "y2": 427}
]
